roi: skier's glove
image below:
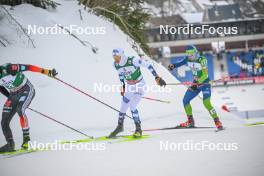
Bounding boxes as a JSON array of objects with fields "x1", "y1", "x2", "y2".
[
  {"x1": 6, "y1": 64, "x2": 18, "y2": 76},
  {"x1": 155, "y1": 76, "x2": 166, "y2": 87},
  {"x1": 42, "y1": 68, "x2": 58, "y2": 77},
  {"x1": 168, "y1": 64, "x2": 175, "y2": 71},
  {"x1": 121, "y1": 84, "x2": 125, "y2": 96},
  {"x1": 189, "y1": 80, "x2": 199, "y2": 91}
]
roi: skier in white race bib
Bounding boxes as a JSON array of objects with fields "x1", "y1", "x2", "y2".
[{"x1": 108, "y1": 48, "x2": 166, "y2": 138}]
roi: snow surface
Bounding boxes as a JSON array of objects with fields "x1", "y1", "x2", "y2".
[
  {"x1": 0, "y1": 1, "x2": 263, "y2": 176},
  {"x1": 212, "y1": 84, "x2": 264, "y2": 112}
]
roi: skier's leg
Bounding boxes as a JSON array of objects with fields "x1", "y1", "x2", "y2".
[
  {"x1": 183, "y1": 88, "x2": 200, "y2": 116},
  {"x1": 129, "y1": 80, "x2": 146, "y2": 137},
  {"x1": 119, "y1": 91, "x2": 133, "y2": 122},
  {"x1": 129, "y1": 93, "x2": 143, "y2": 137},
  {"x1": 180, "y1": 88, "x2": 200, "y2": 127},
  {"x1": 16, "y1": 83, "x2": 35, "y2": 148},
  {"x1": 0, "y1": 97, "x2": 17, "y2": 152},
  {"x1": 201, "y1": 84, "x2": 218, "y2": 118},
  {"x1": 130, "y1": 93, "x2": 143, "y2": 124},
  {"x1": 201, "y1": 84, "x2": 223, "y2": 129},
  {"x1": 108, "y1": 91, "x2": 133, "y2": 138}
]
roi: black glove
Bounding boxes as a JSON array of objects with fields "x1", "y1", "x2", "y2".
[
  {"x1": 42, "y1": 68, "x2": 58, "y2": 77},
  {"x1": 168, "y1": 64, "x2": 175, "y2": 71},
  {"x1": 189, "y1": 80, "x2": 199, "y2": 91},
  {"x1": 121, "y1": 83, "x2": 125, "y2": 96},
  {"x1": 49, "y1": 69, "x2": 58, "y2": 77},
  {"x1": 6, "y1": 64, "x2": 17, "y2": 76},
  {"x1": 155, "y1": 76, "x2": 166, "y2": 87}
]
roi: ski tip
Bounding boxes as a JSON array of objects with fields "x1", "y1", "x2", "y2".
[{"x1": 245, "y1": 122, "x2": 264, "y2": 126}]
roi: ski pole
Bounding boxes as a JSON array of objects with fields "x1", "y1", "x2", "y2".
[
  {"x1": 167, "y1": 74, "x2": 239, "y2": 86},
  {"x1": 53, "y1": 77, "x2": 133, "y2": 119},
  {"x1": 28, "y1": 107, "x2": 93, "y2": 139},
  {"x1": 166, "y1": 82, "x2": 193, "y2": 86},
  {"x1": 142, "y1": 96, "x2": 171, "y2": 104}
]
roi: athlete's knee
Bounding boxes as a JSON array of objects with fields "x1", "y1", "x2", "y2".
[
  {"x1": 183, "y1": 97, "x2": 190, "y2": 106},
  {"x1": 1, "y1": 115, "x2": 9, "y2": 129},
  {"x1": 131, "y1": 109, "x2": 139, "y2": 114},
  {"x1": 203, "y1": 98, "x2": 213, "y2": 109},
  {"x1": 119, "y1": 112, "x2": 125, "y2": 117}
]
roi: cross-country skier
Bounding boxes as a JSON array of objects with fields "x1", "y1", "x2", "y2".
[
  {"x1": 109, "y1": 48, "x2": 166, "y2": 138},
  {"x1": 168, "y1": 45, "x2": 224, "y2": 130},
  {"x1": 0, "y1": 63, "x2": 57, "y2": 153}
]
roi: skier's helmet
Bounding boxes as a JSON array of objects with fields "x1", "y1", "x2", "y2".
[
  {"x1": 112, "y1": 48, "x2": 124, "y2": 57},
  {"x1": 185, "y1": 45, "x2": 199, "y2": 60}
]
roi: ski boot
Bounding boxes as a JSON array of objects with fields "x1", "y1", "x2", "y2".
[
  {"x1": 179, "y1": 115, "x2": 195, "y2": 128},
  {"x1": 133, "y1": 123, "x2": 142, "y2": 138},
  {"x1": 21, "y1": 134, "x2": 30, "y2": 149},
  {"x1": 108, "y1": 121, "x2": 124, "y2": 138},
  {"x1": 214, "y1": 118, "x2": 224, "y2": 131},
  {"x1": 0, "y1": 139, "x2": 15, "y2": 153}
]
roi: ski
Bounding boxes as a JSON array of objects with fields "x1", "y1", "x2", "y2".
[
  {"x1": 0, "y1": 148, "x2": 41, "y2": 158},
  {"x1": 115, "y1": 135, "x2": 150, "y2": 143},
  {"x1": 60, "y1": 134, "x2": 151, "y2": 144},
  {"x1": 142, "y1": 126, "x2": 214, "y2": 132},
  {"x1": 245, "y1": 122, "x2": 264, "y2": 126}
]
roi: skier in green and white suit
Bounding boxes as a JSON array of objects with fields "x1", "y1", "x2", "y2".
[
  {"x1": 168, "y1": 45, "x2": 223, "y2": 130},
  {"x1": 109, "y1": 48, "x2": 166, "y2": 138}
]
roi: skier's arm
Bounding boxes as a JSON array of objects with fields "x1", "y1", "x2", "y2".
[
  {"x1": 132, "y1": 57, "x2": 158, "y2": 77},
  {"x1": 133, "y1": 57, "x2": 166, "y2": 86},
  {"x1": 168, "y1": 57, "x2": 187, "y2": 71},
  {"x1": 6, "y1": 64, "x2": 57, "y2": 77},
  {"x1": 197, "y1": 57, "x2": 208, "y2": 84},
  {"x1": 0, "y1": 86, "x2": 10, "y2": 97},
  {"x1": 114, "y1": 63, "x2": 126, "y2": 96}
]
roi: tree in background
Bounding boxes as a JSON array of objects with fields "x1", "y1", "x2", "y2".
[{"x1": 79, "y1": 0, "x2": 150, "y2": 55}]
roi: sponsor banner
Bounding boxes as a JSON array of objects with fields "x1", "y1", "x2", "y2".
[
  {"x1": 212, "y1": 76, "x2": 264, "y2": 87},
  {"x1": 254, "y1": 76, "x2": 264, "y2": 83}
]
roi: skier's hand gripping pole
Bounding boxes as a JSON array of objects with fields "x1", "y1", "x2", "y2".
[
  {"x1": 155, "y1": 76, "x2": 166, "y2": 87},
  {"x1": 41, "y1": 68, "x2": 58, "y2": 77}
]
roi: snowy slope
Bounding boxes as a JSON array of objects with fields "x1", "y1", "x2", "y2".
[
  {"x1": 0, "y1": 1, "x2": 262, "y2": 176},
  {"x1": 0, "y1": 0, "x2": 242, "y2": 142}
]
